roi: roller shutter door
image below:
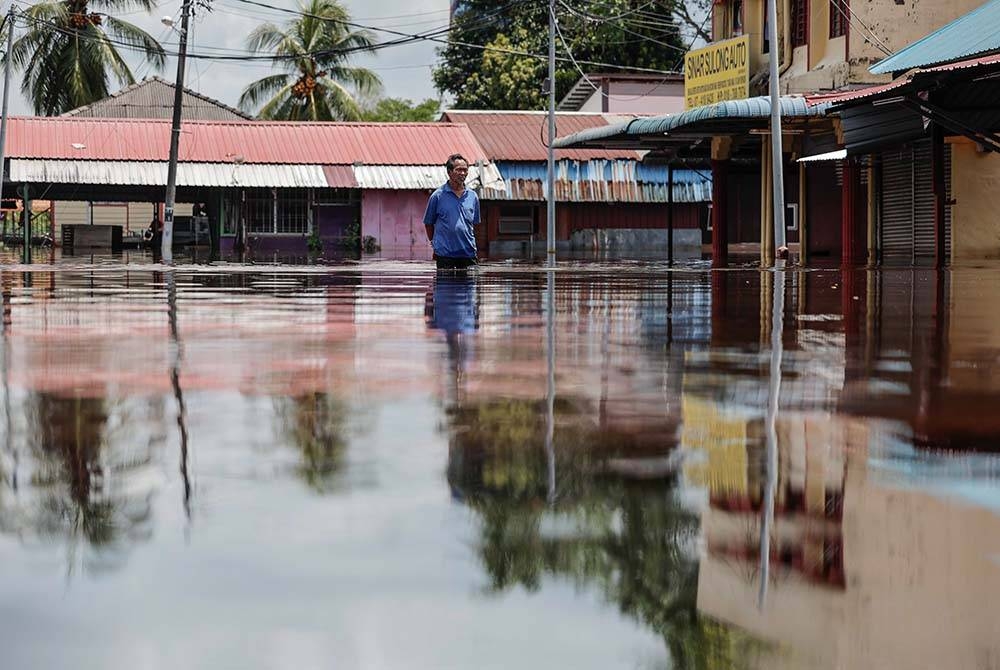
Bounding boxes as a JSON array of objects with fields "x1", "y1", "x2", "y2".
[
  {"x1": 880, "y1": 148, "x2": 913, "y2": 264},
  {"x1": 912, "y1": 142, "x2": 934, "y2": 261},
  {"x1": 880, "y1": 141, "x2": 951, "y2": 265}
]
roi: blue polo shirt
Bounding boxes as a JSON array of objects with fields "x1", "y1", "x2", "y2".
[{"x1": 423, "y1": 182, "x2": 480, "y2": 259}]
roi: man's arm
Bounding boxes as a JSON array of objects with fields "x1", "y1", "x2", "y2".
[{"x1": 423, "y1": 192, "x2": 437, "y2": 242}]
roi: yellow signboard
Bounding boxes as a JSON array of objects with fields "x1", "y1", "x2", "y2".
[{"x1": 683, "y1": 36, "x2": 750, "y2": 109}]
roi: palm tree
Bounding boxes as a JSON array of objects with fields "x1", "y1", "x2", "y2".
[
  {"x1": 238, "y1": 0, "x2": 381, "y2": 121},
  {"x1": 10, "y1": 0, "x2": 166, "y2": 116}
]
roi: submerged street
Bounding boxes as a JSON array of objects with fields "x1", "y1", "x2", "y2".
[{"x1": 1, "y1": 256, "x2": 998, "y2": 669}]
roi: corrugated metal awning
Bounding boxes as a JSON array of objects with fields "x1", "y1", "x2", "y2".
[
  {"x1": 488, "y1": 160, "x2": 711, "y2": 203},
  {"x1": 797, "y1": 149, "x2": 848, "y2": 162},
  {"x1": 554, "y1": 96, "x2": 831, "y2": 149},
  {"x1": 352, "y1": 163, "x2": 505, "y2": 191},
  {"x1": 7, "y1": 160, "x2": 506, "y2": 192},
  {"x1": 9, "y1": 160, "x2": 329, "y2": 187},
  {"x1": 322, "y1": 165, "x2": 358, "y2": 188}
]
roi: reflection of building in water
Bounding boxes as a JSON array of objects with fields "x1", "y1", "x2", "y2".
[
  {"x1": 683, "y1": 398, "x2": 848, "y2": 591},
  {"x1": 683, "y1": 395, "x2": 1000, "y2": 669}
]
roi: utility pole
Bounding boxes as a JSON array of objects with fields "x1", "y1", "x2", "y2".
[
  {"x1": 546, "y1": 0, "x2": 556, "y2": 267},
  {"x1": 162, "y1": 0, "x2": 194, "y2": 264},
  {"x1": 767, "y1": 0, "x2": 786, "y2": 261},
  {"x1": 0, "y1": 7, "x2": 16, "y2": 235}
]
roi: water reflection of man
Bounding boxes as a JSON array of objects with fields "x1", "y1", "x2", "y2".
[{"x1": 426, "y1": 273, "x2": 478, "y2": 404}]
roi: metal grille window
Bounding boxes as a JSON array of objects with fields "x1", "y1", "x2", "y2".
[
  {"x1": 276, "y1": 189, "x2": 309, "y2": 234},
  {"x1": 792, "y1": 0, "x2": 807, "y2": 47},
  {"x1": 243, "y1": 188, "x2": 311, "y2": 234},
  {"x1": 829, "y1": 0, "x2": 847, "y2": 38},
  {"x1": 246, "y1": 189, "x2": 274, "y2": 234}
]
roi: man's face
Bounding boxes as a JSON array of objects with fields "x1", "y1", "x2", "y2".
[{"x1": 448, "y1": 161, "x2": 469, "y2": 186}]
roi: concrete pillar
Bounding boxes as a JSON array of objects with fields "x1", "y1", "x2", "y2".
[
  {"x1": 931, "y1": 126, "x2": 947, "y2": 268},
  {"x1": 866, "y1": 156, "x2": 877, "y2": 266},
  {"x1": 760, "y1": 141, "x2": 773, "y2": 267},
  {"x1": 841, "y1": 159, "x2": 862, "y2": 266},
  {"x1": 799, "y1": 162, "x2": 809, "y2": 265},
  {"x1": 20, "y1": 184, "x2": 31, "y2": 265},
  {"x1": 711, "y1": 158, "x2": 730, "y2": 267}
]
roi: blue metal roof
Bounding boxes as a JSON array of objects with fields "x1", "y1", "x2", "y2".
[
  {"x1": 870, "y1": 0, "x2": 1000, "y2": 75},
  {"x1": 554, "y1": 96, "x2": 830, "y2": 149}
]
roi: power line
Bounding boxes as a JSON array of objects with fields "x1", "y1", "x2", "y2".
[
  {"x1": 227, "y1": 0, "x2": 684, "y2": 75},
  {"x1": 828, "y1": 0, "x2": 893, "y2": 57}
]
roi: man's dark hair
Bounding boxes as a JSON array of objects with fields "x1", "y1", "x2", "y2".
[{"x1": 446, "y1": 153, "x2": 468, "y2": 172}]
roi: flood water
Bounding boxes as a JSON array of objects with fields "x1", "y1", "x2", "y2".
[{"x1": 1, "y1": 255, "x2": 999, "y2": 669}]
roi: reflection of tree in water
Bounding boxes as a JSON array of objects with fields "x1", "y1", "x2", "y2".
[
  {"x1": 5, "y1": 393, "x2": 155, "y2": 575},
  {"x1": 448, "y1": 398, "x2": 769, "y2": 670},
  {"x1": 275, "y1": 392, "x2": 352, "y2": 493}
]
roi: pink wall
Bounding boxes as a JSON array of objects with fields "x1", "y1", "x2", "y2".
[
  {"x1": 362, "y1": 190, "x2": 434, "y2": 258},
  {"x1": 579, "y1": 81, "x2": 685, "y2": 115}
]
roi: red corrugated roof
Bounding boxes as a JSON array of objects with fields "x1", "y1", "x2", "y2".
[
  {"x1": 441, "y1": 111, "x2": 642, "y2": 161},
  {"x1": 5, "y1": 117, "x2": 490, "y2": 165}
]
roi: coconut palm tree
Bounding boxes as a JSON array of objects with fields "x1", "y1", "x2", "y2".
[
  {"x1": 9, "y1": 0, "x2": 166, "y2": 116},
  {"x1": 238, "y1": 0, "x2": 381, "y2": 121}
]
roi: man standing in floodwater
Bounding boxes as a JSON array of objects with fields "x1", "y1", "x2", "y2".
[{"x1": 424, "y1": 153, "x2": 480, "y2": 270}]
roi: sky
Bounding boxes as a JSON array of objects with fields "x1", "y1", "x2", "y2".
[{"x1": 7, "y1": 0, "x2": 448, "y2": 115}]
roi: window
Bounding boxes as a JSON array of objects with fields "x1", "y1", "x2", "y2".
[
  {"x1": 498, "y1": 205, "x2": 535, "y2": 235},
  {"x1": 245, "y1": 189, "x2": 274, "y2": 234},
  {"x1": 829, "y1": 0, "x2": 847, "y2": 38},
  {"x1": 792, "y1": 0, "x2": 808, "y2": 47},
  {"x1": 786, "y1": 203, "x2": 799, "y2": 231},
  {"x1": 762, "y1": 6, "x2": 770, "y2": 53},
  {"x1": 731, "y1": 0, "x2": 744, "y2": 35},
  {"x1": 244, "y1": 188, "x2": 311, "y2": 235},
  {"x1": 276, "y1": 189, "x2": 309, "y2": 234}
]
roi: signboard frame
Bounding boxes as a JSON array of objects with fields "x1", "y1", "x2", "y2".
[{"x1": 684, "y1": 35, "x2": 750, "y2": 110}]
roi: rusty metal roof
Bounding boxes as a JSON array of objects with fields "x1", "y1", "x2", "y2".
[
  {"x1": 61, "y1": 76, "x2": 251, "y2": 121},
  {"x1": 440, "y1": 110, "x2": 641, "y2": 161},
  {"x1": 5, "y1": 117, "x2": 491, "y2": 166},
  {"x1": 490, "y1": 160, "x2": 711, "y2": 203}
]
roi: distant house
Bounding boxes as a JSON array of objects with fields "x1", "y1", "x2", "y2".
[
  {"x1": 557, "y1": 74, "x2": 685, "y2": 115},
  {"x1": 440, "y1": 110, "x2": 710, "y2": 254},
  {"x1": 5, "y1": 116, "x2": 500, "y2": 256},
  {"x1": 54, "y1": 78, "x2": 252, "y2": 239},
  {"x1": 62, "y1": 76, "x2": 251, "y2": 121}
]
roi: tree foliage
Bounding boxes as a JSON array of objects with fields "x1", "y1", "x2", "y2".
[
  {"x1": 361, "y1": 97, "x2": 441, "y2": 122},
  {"x1": 433, "y1": 0, "x2": 691, "y2": 110},
  {"x1": 239, "y1": 0, "x2": 382, "y2": 121},
  {"x1": 10, "y1": 0, "x2": 165, "y2": 116}
]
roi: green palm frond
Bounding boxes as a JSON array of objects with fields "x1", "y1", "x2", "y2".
[
  {"x1": 240, "y1": 0, "x2": 381, "y2": 121},
  {"x1": 11, "y1": 0, "x2": 165, "y2": 115}
]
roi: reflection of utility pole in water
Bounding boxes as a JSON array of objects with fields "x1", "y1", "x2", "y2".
[
  {"x1": 167, "y1": 272, "x2": 192, "y2": 519},
  {"x1": 545, "y1": 271, "x2": 556, "y2": 504},
  {"x1": 759, "y1": 262, "x2": 786, "y2": 609},
  {"x1": 1, "y1": 273, "x2": 15, "y2": 491}
]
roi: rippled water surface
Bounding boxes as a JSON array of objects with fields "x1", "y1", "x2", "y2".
[{"x1": 1, "y1": 256, "x2": 999, "y2": 669}]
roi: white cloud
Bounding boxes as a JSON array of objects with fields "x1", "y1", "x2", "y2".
[{"x1": 7, "y1": 0, "x2": 448, "y2": 115}]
